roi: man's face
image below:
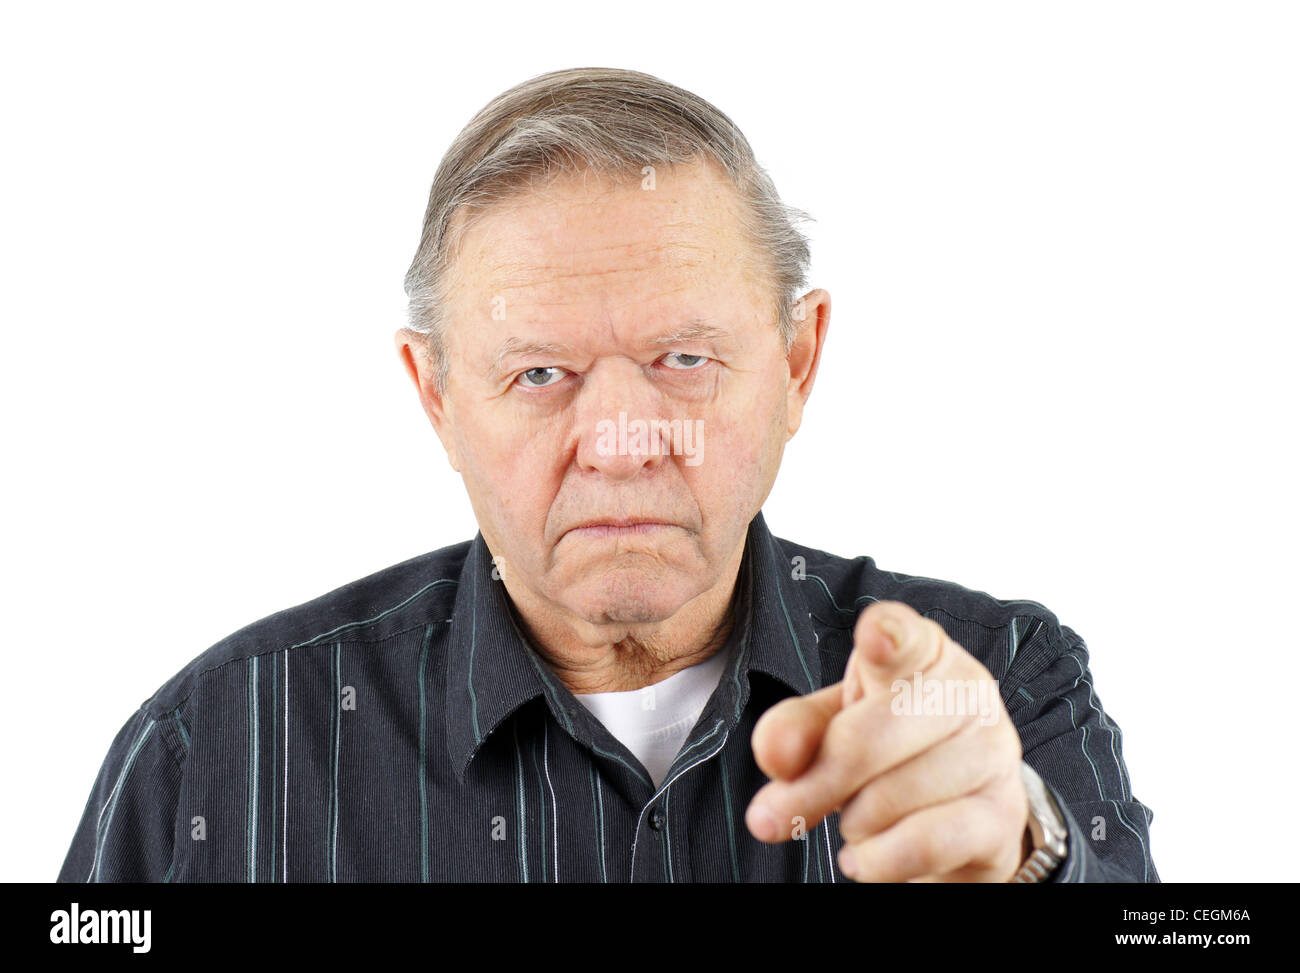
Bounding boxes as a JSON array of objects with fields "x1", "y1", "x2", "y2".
[{"x1": 421, "y1": 161, "x2": 809, "y2": 633}]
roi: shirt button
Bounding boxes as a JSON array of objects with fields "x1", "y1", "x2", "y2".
[{"x1": 649, "y1": 808, "x2": 666, "y2": 831}]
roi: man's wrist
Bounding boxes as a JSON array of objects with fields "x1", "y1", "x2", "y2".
[{"x1": 1009, "y1": 762, "x2": 1070, "y2": 882}]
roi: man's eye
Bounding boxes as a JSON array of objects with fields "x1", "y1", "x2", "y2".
[
  {"x1": 515, "y1": 366, "x2": 568, "y2": 388},
  {"x1": 661, "y1": 353, "x2": 709, "y2": 370}
]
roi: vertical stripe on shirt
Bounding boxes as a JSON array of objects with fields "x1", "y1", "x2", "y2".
[
  {"x1": 246, "y1": 655, "x2": 259, "y2": 883},
  {"x1": 269, "y1": 650, "x2": 276, "y2": 883},
  {"x1": 282, "y1": 647, "x2": 290, "y2": 883},
  {"x1": 87, "y1": 719, "x2": 157, "y2": 882},
  {"x1": 418, "y1": 622, "x2": 433, "y2": 883}
]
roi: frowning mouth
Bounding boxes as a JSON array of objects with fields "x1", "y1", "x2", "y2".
[{"x1": 563, "y1": 519, "x2": 678, "y2": 539}]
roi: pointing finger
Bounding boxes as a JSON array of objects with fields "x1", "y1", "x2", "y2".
[{"x1": 751, "y1": 682, "x2": 842, "y2": 782}]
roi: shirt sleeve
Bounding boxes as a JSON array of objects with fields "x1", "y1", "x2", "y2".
[
  {"x1": 1004, "y1": 621, "x2": 1160, "y2": 883},
  {"x1": 56, "y1": 705, "x2": 186, "y2": 883}
]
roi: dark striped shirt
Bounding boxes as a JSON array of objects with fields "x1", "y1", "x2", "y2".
[{"x1": 57, "y1": 510, "x2": 1158, "y2": 882}]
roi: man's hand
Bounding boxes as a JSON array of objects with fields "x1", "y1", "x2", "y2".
[{"x1": 745, "y1": 600, "x2": 1030, "y2": 882}]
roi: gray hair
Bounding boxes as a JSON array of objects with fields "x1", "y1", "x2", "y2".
[{"x1": 402, "y1": 66, "x2": 813, "y2": 392}]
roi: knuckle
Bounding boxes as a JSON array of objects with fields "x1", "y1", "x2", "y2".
[
  {"x1": 930, "y1": 813, "x2": 969, "y2": 867},
  {"x1": 970, "y1": 729, "x2": 1020, "y2": 790},
  {"x1": 910, "y1": 828, "x2": 944, "y2": 875},
  {"x1": 823, "y1": 712, "x2": 864, "y2": 757},
  {"x1": 839, "y1": 806, "x2": 870, "y2": 844},
  {"x1": 869, "y1": 784, "x2": 908, "y2": 831},
  {"x1": 982, "y1": 756, "x2": 1017, "y2": 798},
  {"x1": 843, "y1": 787, "x2": 889, "y2": 840}
]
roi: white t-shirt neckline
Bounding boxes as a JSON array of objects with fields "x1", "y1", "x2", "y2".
[{"x1": 573, "y1": 640, "x2": 733, "y2": 789}]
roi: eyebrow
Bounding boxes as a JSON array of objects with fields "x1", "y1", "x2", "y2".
[
  {"x1": 489, "y1": 320, "x2": 732, "y2": 379},
  {"x1": 648, "y1": 320, "x2": 732, "y2": 347},
  {"x1": 490, "y1": 338, "x2": 577, "y2": 380}
]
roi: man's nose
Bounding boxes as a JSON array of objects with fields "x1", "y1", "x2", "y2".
[{"x1": 573, "y1": 361, "x2": 672, "y2": 479}]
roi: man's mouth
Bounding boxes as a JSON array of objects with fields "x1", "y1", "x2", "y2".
[{"x1": 564, "y1": 519, "x2": 677, "y2": 539}]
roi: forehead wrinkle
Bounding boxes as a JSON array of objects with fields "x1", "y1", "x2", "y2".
[
  {"x1": 495, "y1": 263, "x2": 666, "y2": 289},
  {"x1": 485, "y1": 279, "x2": 695, "y2": 323},
  {"x1": 483, "y1": 247, "x2": 711, "y2": 295}
]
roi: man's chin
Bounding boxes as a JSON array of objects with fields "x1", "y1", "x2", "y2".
[{"x1": 556, "y1": 568, "x2": 700, "y2": 627}]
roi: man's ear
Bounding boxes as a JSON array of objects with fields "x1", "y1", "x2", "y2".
[
  {"x1": 784, "y1": 288, "x2": 831, "y2": 441},
  {"x1": 393, "y1": 328, "x2": 462, "y2": 472}
]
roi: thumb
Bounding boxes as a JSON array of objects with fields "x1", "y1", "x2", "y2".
[{"x1": 846, "y1": 601, "x2": 943, "y2": 700}]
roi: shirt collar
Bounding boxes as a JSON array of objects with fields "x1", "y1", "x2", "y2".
[{"x1": 444, "y1": 509, "x2": 823, "y2": 783}]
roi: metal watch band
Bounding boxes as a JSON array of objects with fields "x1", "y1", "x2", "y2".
[
  {"x1": 1010, "y1": 762, "x2": 1069, "y2": 883},
  {"x1": 1013, "y1": 848, "x2": 1062, "y2": 883}
]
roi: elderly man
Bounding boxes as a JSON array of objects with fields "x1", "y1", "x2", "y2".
[{"x1": 58, "y1": 67, "x2": 1157, "y2": 883}]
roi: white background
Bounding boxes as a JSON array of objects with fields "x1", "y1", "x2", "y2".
[{"x1": 2, "y1": 0, "x2": 1295, "y2": 883}]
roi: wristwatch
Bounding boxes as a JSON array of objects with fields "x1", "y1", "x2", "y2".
[{"x1": 1010, "y1": 761, "x2": 1069, "y2": 883}]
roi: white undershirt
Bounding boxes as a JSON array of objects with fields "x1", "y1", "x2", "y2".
[{"x1": 573, "y1": 643, "x2": 733, "y2": 790}]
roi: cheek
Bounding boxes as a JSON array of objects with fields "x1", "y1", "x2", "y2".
[
  {"x1": 692, "y1": 381, "x2": 786, "y2": 505},
  {"x1": 455, "y1": 410, "x2": 563, "y2": 514}
]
